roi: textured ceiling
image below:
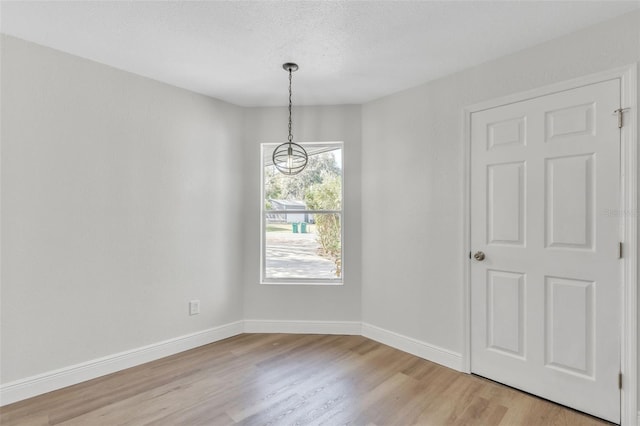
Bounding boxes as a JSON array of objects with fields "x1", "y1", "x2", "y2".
[{"x1": 1, "y1": 1, "x2": 639, "y2": 106}]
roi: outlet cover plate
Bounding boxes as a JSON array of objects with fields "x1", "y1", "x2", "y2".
[{"x1": 189, "y1": 300, "x2": 200, "y2": 315}]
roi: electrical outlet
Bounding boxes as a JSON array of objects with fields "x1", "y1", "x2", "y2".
[{"x1": 189, "y1": 300, "x2": 200, "y2": 316}]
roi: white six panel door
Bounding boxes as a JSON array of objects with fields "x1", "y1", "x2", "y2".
[{"x1": 470, "y1": 79, "x2": 621, "y2": 422}]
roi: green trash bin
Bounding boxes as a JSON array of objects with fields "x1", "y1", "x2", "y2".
[
  {"x1": 300, "y1": 222, "x2": 307, "y2": 233},
  {"x1": 292, "y1": 222, "x2": 299, "y2": 233}
]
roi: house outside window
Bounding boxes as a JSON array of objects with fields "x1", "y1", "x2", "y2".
[{"x1": 261, "y1": 142, "x2": 343, "y2": 285}]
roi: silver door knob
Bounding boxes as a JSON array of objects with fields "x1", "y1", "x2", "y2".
[{"x1": 474, "y1": 251, "x2": 486, "y2": 261}]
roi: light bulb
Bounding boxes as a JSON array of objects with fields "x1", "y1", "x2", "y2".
[{"x1": 287, "y1": 145, "x2": 293, "y2": 169}]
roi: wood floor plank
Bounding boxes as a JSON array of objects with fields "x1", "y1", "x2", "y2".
[{"x1": 0, "y1": 334, "x2": 612, "y2": 426}]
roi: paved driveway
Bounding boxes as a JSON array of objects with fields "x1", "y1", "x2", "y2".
[{"x1": 265, "y1": 231, "x2": 338, "y2": 279}]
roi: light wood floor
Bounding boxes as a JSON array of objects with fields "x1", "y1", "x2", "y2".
[{"x1": 1, "y1": 334, "x2": 611, "y2": 425}]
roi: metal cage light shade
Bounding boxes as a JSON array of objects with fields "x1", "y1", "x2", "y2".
[
  {"x1": 273, "y1": 142, "x2": 308, "y2": 175},
  {"x1": 272, "y1": 62, "x2": 308, "y2": 175}
]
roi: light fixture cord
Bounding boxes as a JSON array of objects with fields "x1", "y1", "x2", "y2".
[{"x1": 288, "y1": 68, "x2": 293, "y2": 143}]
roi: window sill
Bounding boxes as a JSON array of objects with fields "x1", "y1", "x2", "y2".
[{"x1": 260, "y1": 279, "x2": 344, "y2": 286}]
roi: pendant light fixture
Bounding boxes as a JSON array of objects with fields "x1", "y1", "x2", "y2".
[{"x1": 272, "y1": 62, "x2": 308, "y2": 175}]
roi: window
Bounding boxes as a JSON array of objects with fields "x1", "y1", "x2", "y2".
[{"x1": 261, "y1": 142, "x2": 343, "y2": 284}]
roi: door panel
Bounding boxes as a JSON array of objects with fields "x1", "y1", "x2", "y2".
[
  {"x1": 487, "y1": 162, "x2": 525, "y2": 245},
  {"x1": 545, "y1": 154, "x2": 594, "y2": 249},
  {"x1": 545, "y1": 276, "x2": 594, "y2": 377},
  {"x1": 487, "y1": 270, "x2": 526, "y2": 358},
  {"x1": 470, "y1": 79, "x2": 620, "y2": 423},
  {"x1": 488, "y1": 116, "x2": 526, "y2": 149},
  {"x1": 545, "y1": 102, "x2": 595, "y2": 141}
]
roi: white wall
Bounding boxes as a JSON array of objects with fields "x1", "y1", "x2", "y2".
[
  {"x1": 242, "y1": 106, "x2": 362, "y2": 322},
  {"x1": 361, "y1": 9, "x2": 639, "y2": 364},
  {"x1": 1, "y1": 35, "x2": 246, "y2": 383}
]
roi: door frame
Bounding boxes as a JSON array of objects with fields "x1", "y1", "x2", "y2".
[{"x1": 462, "y1": 64, "x2": 638, "y2": 425}]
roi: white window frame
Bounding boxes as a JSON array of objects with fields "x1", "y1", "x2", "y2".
[{"x1": 260, "y1": 141, "x2": 344, "y2": 285}]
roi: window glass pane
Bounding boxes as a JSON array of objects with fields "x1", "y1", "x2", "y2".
[
  {"x1": 262, "y1": 143, "x2": 343, "y2": 283},
  {"x1": 265, "y1": 213, "x2": 341, "y2": 280},
  {"x1": 264, "y1": 146, "x2": 342, "y2": 210}
]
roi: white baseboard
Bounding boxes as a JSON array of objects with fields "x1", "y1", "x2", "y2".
[
  {"x1": 362, "y1": 322, "x2": 463, "y2": 372},
  {"x1": 243, "y1": 319, "x2": 362, "y2": 335},
  {"x1": 242, "y1": 321, "x2": 462, "y2": 372},
  {"x1": 0, "y1": 321, "x2": 244, "y2": 407},
  {"x1": 2, "y1": 320, "x2": 463, "y2": 407}
]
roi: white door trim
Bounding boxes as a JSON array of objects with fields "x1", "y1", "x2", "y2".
[{"x1": 462, "y1": 64, "x2": 637, "y2": 425}]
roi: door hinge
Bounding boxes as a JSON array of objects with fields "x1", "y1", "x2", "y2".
[
  {"x1": 619, "y1": 242, "x2": 623, "y2": 259},
  {"x1": 613, "y1": 107, "x2": 630, "y2": 128},
  {"x1": 619, "y1": 372, "x2": 623, "y2": 390}
]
